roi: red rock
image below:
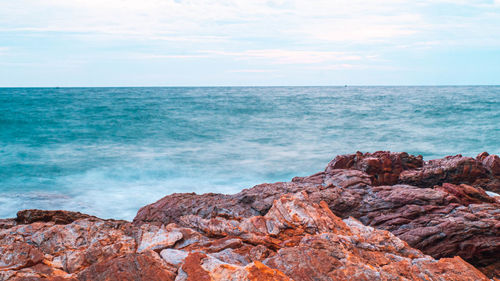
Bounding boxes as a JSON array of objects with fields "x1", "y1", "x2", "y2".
[
  {"x1": 134, "y1": 152, "x2": 500, "y2": 279},
  {"x1": 77, "y1": 251, "x2": 176, "y2": 281},
  {"x1": 399, "y1": 155, "x2": 488, "y2": 187},
  {"x1": 3, "y1": 152, "x2": 500, "y2": 280},
  {"x1": 481, "y1": 154, "x2": 500, "y2": 176},
  {"x1": 136, "y1": 224, "x2": 183, "y2": 252},
  {"x1": 177, "y1": 252, "x2": 211, "y2": 281},
  {"x1": 0, "y1": 242, "x2": 44, "y2": 270},
  {"x1": 0, "y1": 218, "x2": 16, "y2": 230},
  {"x1": 175, "y1": 252, "x2": 292, "y2": 281},
  {"x1": 176, "y1": 192, "x2": 489, "y2": 281},
  {"x1": 15, "y1": 210, "x2": 95, "y2": 225},
  {"x1": 477, "y1": 260, "x2": 500, "y2": 280},
  {"x1": 134, "y1": 182, "x2": 311, "y2": 226},
  {"x1": 436, "y1": 183, "x2": 495, "y2": 205},
  {"x1": 0, "y1": 217, "x2": 138, "y2": 278},
  {"x1": 1, "y1": 191, "x2": 493, "y2": 280},
  {"x1": 326, "y1": 151, "x2": 423, "y2": 185}
]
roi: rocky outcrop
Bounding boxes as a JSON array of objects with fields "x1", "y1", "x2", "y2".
[
  {"x1": 0, "y1": 192, "x2": 491, "y2": 280},
  {"x1": 325, "y1": 151, "x2": 424, "y2": 186},
  {"x1": 134, "y1": 151, "x2": 500, "y2": 278},
  {"x1": 14, "y1": 209, "x2": 95, "y2": 225},
  {"x1": 2, "y1": 151, "x2": 499, "y2": 280}
]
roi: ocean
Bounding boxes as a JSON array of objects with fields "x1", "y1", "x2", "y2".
[{"x1": 0, "y1": 86, "x2": 499, "y2": 220}]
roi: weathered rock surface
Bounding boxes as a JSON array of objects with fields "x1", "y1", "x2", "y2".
[
  {"x1": 0, "y1": 192, "x2": 491, "y2": 281},
  {"x1": 2, "y1": 151, "x2": 499, "y2": 280},
  {"x1": 325, "y1": 151, "x2": 424, "y2": 186},
  {"x1": 15, "y1": 210, "x2": 95, "y2": 225},
  {"x1": 134, "y1": 151, "x2": 500, "y2": 278}
]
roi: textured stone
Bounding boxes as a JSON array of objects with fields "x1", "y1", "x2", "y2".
[
  {"x1": 326, "y1": 151, "x2": 424, "y2": 185},
  {"x1": 77, "y1": 251, "x2": 176, "y2": 281},
  {"x1": 1, "y1": 192, "x2": 493, "y2": 280},
  {"x1": 160, "y1": 249, "x2": 189, "y2": 266},
  {"x1": 2, "y1": 151, "x2": 500, "y2": 280},
  {"x1": 0, "y1": 242, "x2": 44, "y2": 271},
  {"x1": 399, "y1": 155, "x2": 484, "y2": 185},
  {"x1": 481, "y1": 154, "x2": 500, "y2": 176},
  {"x1": 137, "y1": 224, "x2": 183, "y2": 252},
  {"x1": 0, "y1": 216, "x2": 137, "y2": 279},
  {"x1": 134, "y1": 151, "x2": 500, "y2": 278},
  {"x1": 15, "y1": 209, "x2": 94, "y2": 225},
  {"x1": 176, "y1": 192, "x2": 489, "y2": 281}
]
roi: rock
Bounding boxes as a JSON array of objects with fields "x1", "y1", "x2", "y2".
[
  {"x1": 0, "y1": 219, "x2": 16, "y2": 230},
  {"x1": 134, "y1": 152, "x2": 500, "y2": 278},
  {"x1": 176, "y1": 192, "x2": 489, "y2": 281},
  {"x1": 314, "y1": 181, "x2": 499, "y2": 269},
  {"x1": 477, "y1": 260, "x2": 500, "y2": 281},
  {"x1": 326, "y1": 151, "x2": 423, "y2": 185},
  {"x1": 134, "y1": 193, "x2": 239, "y2": 227},
  {"x1": 175, "y1": 252, "x2": 210, "y2": 281},
  {"x1": 16, "y1": 209, "x2": 95, "y2": 225},
  {"x1": 1, "y1": 191, "x2": 493, "y2": 280},
  {"x1": 436, "y1": 183, "x2": 495, "y2": 205},
  {"x1": 2, "y1": 151, "x2": 500, "y2": 280},
  {"x1": 176, "y1": 253, "x2": 292, "y2": 281},
  {"x1": 399, "y1": 155, "x2": 484, "y2": 186},
  {"x1": 481, "y1": 154, "x2": 500, "y2": 176},
  {"x1": 77, "y1": 251, "x2": 177, "y2": 281},
  {"x1": 486, "y1": 190, "x2": 500, "y2": 197},
  {"x1": 160, "y1": 249, "x2": 189, "y2": 266},
  {"x1": 137, "y1": 224, "x2": 183, "y2": 252},
  {"x1": 0, "y1": 216, "x2": 137, "y2": 279},
  {"x1": 0, "y1": 242, "x2": 44, "y2": 271}
]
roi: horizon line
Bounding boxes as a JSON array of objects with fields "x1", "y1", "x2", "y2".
[{"x1": 1, "y1": 84, "x2": 499, "y2": 88}]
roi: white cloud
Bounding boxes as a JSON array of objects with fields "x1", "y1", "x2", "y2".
[
  {"x1": 230, "y1": 69, "x2": 276, "y2": 73},
  {"x1": 306, "y1": 64, "x2": 359, "y2": 70},
  {"x1": 202, "y1": 49, "x2": 363, "y2": 64},
  {"x1": 3, "y1": 0, "x2": 497, "y2": 45},
  {"x1": 130, "y1": 53, "x2": 211, "y2": 59},
  {"x1": 127, "y1": 49, "x2": 365, "y2": 64},
  {"x1": 1, "y1": 0, "x2": 499, "y2": 81}
]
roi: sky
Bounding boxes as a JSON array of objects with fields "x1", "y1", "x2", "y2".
[{"x1": 0, "y1": 0, "x2": 499, "y2": 86}]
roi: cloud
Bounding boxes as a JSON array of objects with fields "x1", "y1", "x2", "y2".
[
  {"x1": 3, "y1": 0, "x2": 497, "y2": 45},
  {"x1": 202, "y1": 49, "x2": 363, "y2": 64},
  {"x1": 130, "y1": 53, "x2": 212, "y2": 59},
  {"x1": 1, "y1": 0, "x2": 498, "y2": 55},
  {"x1": 305, "y1": 64, "x2": 359, "y2": 70},
  {"x1": 230, "y1": 69, "x2": 276, "y2": 73},
  {"x1": 127, "y1": 49, "x2": 366, "y2": 64},
  {"x1": 1, "y1": 0, "x2": 499, "y2": 86}
]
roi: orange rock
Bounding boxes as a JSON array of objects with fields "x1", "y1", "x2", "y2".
[
  {"x1": 3, "y1": 152, "x2": 500, "y2": 280},
  {"x1": 0, "y1": 242, "x2": 44, "y2": 270},
  {"x1": 134, "y1": 152, "x2": 500, "y2": 278},
  {"x1": 77, "y1": 251, "x2": 176, "y2": 281}
]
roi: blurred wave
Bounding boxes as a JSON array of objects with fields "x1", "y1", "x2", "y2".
[{"x1": 0, "y1": 86, "x2": 498, "y2": 219}]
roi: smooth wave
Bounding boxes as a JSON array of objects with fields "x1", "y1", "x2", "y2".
[{"x1": 0, "y1": 86, "x2": 499, "y2": 219}]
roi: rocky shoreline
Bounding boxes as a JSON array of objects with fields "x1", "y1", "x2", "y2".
[{"x1": 1, "y1": 151, "x2": 499, "y2": 281}]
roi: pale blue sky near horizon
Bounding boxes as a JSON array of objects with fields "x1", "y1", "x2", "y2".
[{"x1": 1, "y1": 0, "x2": 499, "y2": 87}]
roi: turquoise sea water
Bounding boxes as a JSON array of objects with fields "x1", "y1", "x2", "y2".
[{"x1": 1, "y1": 86, "x2": 499, "y2": 220}]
